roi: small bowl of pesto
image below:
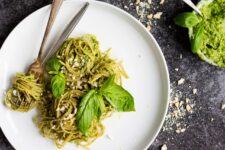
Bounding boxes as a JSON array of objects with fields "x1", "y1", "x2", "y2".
[{"x1": 174, "y1": 0, "x2": 225, "y2": 67}]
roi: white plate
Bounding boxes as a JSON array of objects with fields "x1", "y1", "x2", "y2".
[{"x1": 0, "y1": 0, "x2": 170, "y2": 150}]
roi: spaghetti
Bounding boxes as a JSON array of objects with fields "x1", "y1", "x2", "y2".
[
  {"x1": 36, "y1": 34, "x2": 127, "y2": 148},
  {"x1": 5, "y1": 73, "x2": 43, "y2": 112}
]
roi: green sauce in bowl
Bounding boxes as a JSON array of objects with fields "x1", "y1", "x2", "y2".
[{"x1": 174, "y1": 0, "x2": 225, "y2": 67}]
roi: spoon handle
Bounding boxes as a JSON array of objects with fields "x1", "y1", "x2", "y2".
[
  {"x1": 38, "y1": 0, "x2": 63, "y2": 60},
  {"x1": 183, "y1": 0, "x2": 202, "y2": 16}
]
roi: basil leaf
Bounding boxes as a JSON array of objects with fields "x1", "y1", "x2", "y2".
[
  {"x1": 174, "y1": 12, "x2": 200, "y2": 28},
  {"x1": 76, "y1": 90, "x2": 105, "y2": 135},
  {"x1": 100, "y1": 75, "x2": 115, "y2": 90},
  {"x1": 51, "y1": 74, "x2": 65, "y2": 98},
  {"x1": 100, "y1": 76, "x2": 135, "y2": 112},
  {"x1": 96, "y1": 94, "x2": 105, "y2": 120},
  {"x1": 47, "y1": 58, "x2": 62, "y2": 71},
  {"x1": 191, "y1": 25, "x2": 204, "y2": 53}
]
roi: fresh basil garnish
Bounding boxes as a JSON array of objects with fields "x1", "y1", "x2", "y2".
[
  {"x1": 100, "y1": 75, "x2": 135, "y2": 112},
  {"x1": 191, "y1": 24, "x2": 204, "y2": 53},
  {"x1": 51, "y1": 74, "x2": 66, "y2": 98},
  {"x1": 76, "y1": 90, "x2": 105, "y2": 135},
  {"x1": 76, "y1": 75, "x2": 135, "y2": 135},
  {"x1": 47, "y1": 58, "x2": 62, "y2": 71},
  {"x1": 174, "y1": 12, "x2": 200, "y2": 28}
]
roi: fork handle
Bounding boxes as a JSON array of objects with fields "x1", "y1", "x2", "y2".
[{"x1": 38, "y1": 0, "x2": 63, "y2": 60}]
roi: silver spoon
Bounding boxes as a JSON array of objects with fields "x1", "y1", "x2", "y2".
[{"x1": 183, "y1": 0, "x2": 202, "y2": 16}]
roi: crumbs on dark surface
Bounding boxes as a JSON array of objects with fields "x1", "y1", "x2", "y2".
[{"x1": 135, "y1": 0, "x2": 164, "y2": 31}]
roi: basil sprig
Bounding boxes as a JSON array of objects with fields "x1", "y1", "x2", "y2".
[
  {"x1": 47, "y1": 58, "x2": 62, "y2": 72},
  {"x1": 100, "y1": 75, "x2": 135, "y2": 112},
  {"x1": 47, "y1": 58, "x2": 65, "y2": 98},
  {"x1": 51, "y1": 73, "x2": 65, "y2": 98},
  {"x1": 174, "y1": 12, "x2": 201, "y2": 28},
  {"x1": 174, "y1": 12, "x2": 204, "y2": 53},
  {"x1": 191, "y1": 24, "x2": 204, "y2": 53},
  {"x1": 76, "y1": 90, "x2": 105, "y2": 135},
  {"x1": 77, "y1": 75, "x2": 135, "y2": 135}
]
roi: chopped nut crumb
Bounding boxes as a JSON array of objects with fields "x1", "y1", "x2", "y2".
[
  {"x1": 136, "y1": 0, "x2": 140, "y2": 4},
  {"x1": 186, "y1": 104, "x2": 192, "y2": 112},
  {"x1": 180, "y1": 101, "x2": 184, "y2": 106},
  {"x1": 12, "y1": 90, "x2": 18, "y2": 96},
  {"x1": 163, "y1": 83, "x2": 195, "y2": 134},
  {"x1": 135, "y1": 0, "x2": 164, "y2": 31},
  {"x1": 186, "y1": 98, "x2": 190, "y2": 103},
  {"x1": 147, "y1": 14, "x2": 153, "y2": 19},
  {"x1": 174, "y1": 96, "x2": 179, "y2": 102},
  {"x1": 148, "y1": 0, "x2": 152, "y2": 4},
  {"x1": 221, "y1": 103, "x2": 225, "y2": 110},
  {"x1": 146, "y1": 25, "x2": 151, "y2": 31},
  {"x1": 176, "y1": 129, "x2": 181, "y2": 133},
  {"x1": 178, "y1": 78, "x2": 185, "y2": 85},
  {"x1": 139, "y1": 2, "x2": 145, "y2": 7},
  {"x1": 161, "y1": 144, "x2": 167, "y2": 150},
  {"x1": 193, "y1": 89, "x2": 197, "y2": 94},
  {"x1": 153, "y1": 12, "x2": 163, "y2": 19},
  {"x1": 180, "y1": 128, "x2": 186, "y2": 132},
  {"x1": 174, "y1": 102, "x2": 179, "y2": 108},
  {"x1": 175, "y1": 68, "x2": 179, "y2": 71},
  {"x1": 160, "y1": 0, "x2": 165, "y2": 4}
]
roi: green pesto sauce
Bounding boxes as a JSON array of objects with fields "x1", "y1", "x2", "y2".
[{"x1": 195, "y1": 0, "x2": 225, "y2": 67}]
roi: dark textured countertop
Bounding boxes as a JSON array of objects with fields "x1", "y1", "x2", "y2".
[{"x1": 1, "y1": 0, "x2": 225, "y2": 150}]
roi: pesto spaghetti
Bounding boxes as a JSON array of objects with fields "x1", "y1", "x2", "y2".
[
  {"x1": 4, "y1": 34, "x2": 135, "y2": 148},
  {"x1": 36, "y1": 34, "x2": 135, "y2": 148},
  {"x1": 5, "y1": 73, "x2": 43, "y2": 112}
]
